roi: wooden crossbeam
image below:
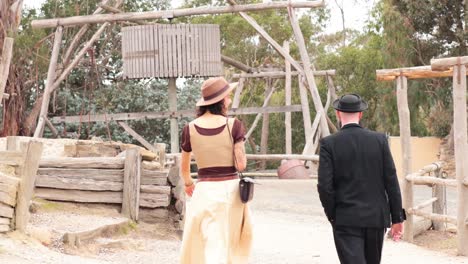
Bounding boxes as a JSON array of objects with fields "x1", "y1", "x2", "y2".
[
  {"x1": 118, "y1": 121, "x2": 157, "y2": 153},
  {"x1": 431, "y1": 56, "x2": 468, "y2": 71},
  {"x1": 31, "y1": 1, "x2": 324, "y2": 28},
  {"x1": 51, "y1": 105, "x2": 303, "y2": 124},
  {"x1": 232, "y1": 70, "x2": 335, "y2": 79},
  {"x1": 376, "y1": 65, "x2": 465, "y2": 81}
]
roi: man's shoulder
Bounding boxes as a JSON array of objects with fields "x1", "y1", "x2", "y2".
[{"x1": 321, "y1": 128, "x2": 386, "y2": 142}]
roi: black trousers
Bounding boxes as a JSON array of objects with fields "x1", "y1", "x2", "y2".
[{"x1": 332, "y1": 225, "x2": 386, "y2": 264}]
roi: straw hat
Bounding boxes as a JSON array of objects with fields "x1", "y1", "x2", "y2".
[
  {"x1": 196, "y1": 77, "x2": 238, "y2": 106},
  {"x1": 332, "y1": 94, "x2": 368, "y2": 113}
]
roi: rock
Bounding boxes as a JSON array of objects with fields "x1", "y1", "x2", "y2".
[
  {"x1": 27, "y1": 226, "x2": 53, "y2": 246},
  {"x1": 167, "y1": 166, "x2": 180, "y2": 186},
  {"x1": 175, "y1": 200, "x2": 185, "y2": 214},
  {"x1": 172, "y1": 185, "x2": 185, "y2": 201}
]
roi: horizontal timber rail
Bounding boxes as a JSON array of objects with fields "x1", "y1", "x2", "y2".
[
  {"x1": 431, "y1": 56, "x2": 468, "y2": 71},
  {"x1": 51, "y1": 105, "x2": 303, "y2": 123},
  {"x1": 376, "y1": 66, "x2": 465, "y2": 81},
  {"x1": 232, "y1": 70, "x2": 336, "y2": 79},
  {"x1": 31, "y1": 1, "x2": 324, "y2": 28},
  {"x1": 407, "y1": 208, "x2": 457, "y2": 225},
  {"x1": 409, "y1": 198, "x2": 437, "y2": 212},
  {"x1": 167, "y1": 153, "x2": 319, "y2": 162}
]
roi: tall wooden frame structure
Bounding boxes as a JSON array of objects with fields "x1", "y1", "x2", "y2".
[
  {"x1": 30, "y1": 0, "x2": 335, "y2": 157},
  {"x1": 376, "y1": 56, "x2": 468, "y2": 255}
]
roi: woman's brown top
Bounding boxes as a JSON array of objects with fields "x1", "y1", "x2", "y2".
[{"x1": 181, "y1": 118, "x2": 245, "y2": 180}]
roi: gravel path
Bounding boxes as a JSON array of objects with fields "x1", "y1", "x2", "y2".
[{"x1": 0, "y1": 179, "x2": 467, "y2": 263}]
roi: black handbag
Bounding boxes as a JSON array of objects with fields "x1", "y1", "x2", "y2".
[{"x1": 226, "y1": 118, "x2": 254, "y2": 203}]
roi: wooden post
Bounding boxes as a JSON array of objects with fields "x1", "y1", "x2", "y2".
[
  {"x1": 49, "y1": 22, "x2": 110, "y2": 94},
  {"x1": 298, "y1": 76, "x2": 313, "y2": 143},
  {"x1": 0, "y1": 37, "x2": 14, "y2": 106},
  {"x1": 288, "y1": 7, "x2": 330, "y2": 138},
  {"x1": 34, "y1": 26, "x2": 63, "y2": 138},
  {"x1": 155, "y1": 143, "x2": 166, "y2": 168},
  {"x1": 231, "y1": 78, "x2": 245, "y2": 109},
  {"x1": 122, "y1": 148, "x2": 141, "y2": 221},
  {"x1": 396, "y1": 75, "x2": 413, "y2": 241},
  {"x1": 245, "y1": 85, "x2": 276, "y2": 139},
  {"x1": 452, "y1": 64, "x2": 468, "y2": 255},
  {"x1": 284, "y1": 41, "x2": 292, "y2": 155},
  {"x1": 432, "y1": 166, "x2": 445, "y2": 231},
  {"x1": 15, "y1": 141, "x2": 43, "y2": 232},
  {"x1": 43, "y1": 117, "x2": 59, "y2": 138},
  {"x1": 259, "y1": 79, "x2": 272, "y2": 169},
  {"x1": 168, "y1": 78, "x2": 178, "y2": 153}
]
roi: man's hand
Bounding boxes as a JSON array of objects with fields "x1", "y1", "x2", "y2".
[
  {"x1": 185, "y1": 182, "x2": 195, "y2": 197},
  {"x1": 390, "y1": 223, "x2": 403, "y2": 241}
]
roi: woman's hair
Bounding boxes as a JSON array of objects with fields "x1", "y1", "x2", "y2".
[{"x1": 196, "y1": 99, "x2": 227, "y2": 117}]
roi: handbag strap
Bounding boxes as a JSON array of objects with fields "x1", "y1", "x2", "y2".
[{"x1": 226, "y1": 118, "x2": 244, "y2": 179}]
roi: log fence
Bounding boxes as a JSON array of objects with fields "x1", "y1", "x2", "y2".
[
  {"x1": 35, "y1": 151, "x2": 176, "y2": 222},
  {"x1": 377, "y1": 56, "x2": 468, "y2": 255},
  {"x1": 404, "y1": 162, "x2": 458, "y2": 230}
]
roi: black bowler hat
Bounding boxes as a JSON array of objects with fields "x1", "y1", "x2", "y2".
[{"x1": 332, "y1": 94, "x2": 368, "y2": 113}]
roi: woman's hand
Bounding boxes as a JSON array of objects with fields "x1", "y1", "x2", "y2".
[{"x1": 185, "y1": 181, "x2": 195, "y2": 197}]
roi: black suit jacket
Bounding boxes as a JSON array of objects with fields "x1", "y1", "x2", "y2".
[{"x1": 317, "y1": 123, "x2": 405, "y2": 228}]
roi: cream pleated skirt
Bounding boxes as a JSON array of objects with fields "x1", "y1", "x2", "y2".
[{"x1": 180, "y1": 179, "x2": 253, "y2": 264}]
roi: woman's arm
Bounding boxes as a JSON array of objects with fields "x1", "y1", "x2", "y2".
[
  {"x1": 181, "y1": 150, "x2": 195, "y2": 196},
  {"x1": 234, "y1": 141, "x2": 247, "y2": 172}
]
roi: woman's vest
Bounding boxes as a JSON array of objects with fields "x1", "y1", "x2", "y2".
[{"x1": 189, "y1": 118, "x2": 235, "y2": 169}]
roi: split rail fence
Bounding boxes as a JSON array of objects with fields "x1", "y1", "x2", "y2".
[{"x1": 405, "y1": 162, "x2": 455, "y2": 233}]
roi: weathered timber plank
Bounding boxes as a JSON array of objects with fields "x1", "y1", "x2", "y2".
[
  {"x1": 35, "y1": 188, "x2": 122, "y2": 203},
  {"x1": 122, "y1": 148, "x2": 141, "y2": 221},
  {"x1": 38, "y1": 168, "x2": 124, "y2": 182},
  {"x1": 140, "y1": 185, "x2": 171, "y2": 195},
  {"x1": 0, "y1": 203, "x2": 14, "y2": 218},
  {"x1": 0, "y1": 224, "x2": 9, "y2": 232},
  {"x1": 35, "y1": 188, "x2": 170, "y2": 208},
  {"x1": 142, "y1": 161, "x2": 163, "y2": 171},
  {"x1": 40, "y1": 157, "x2": 125, "y2": 169},
  {"x1": 51, "y1": 105, "x2": 303, "y2": 123},
  {"x1": 141, "y1": 169, "x2": 168, "y2": 178},
  {"x1": 63, "y1": 219, "x2": 129, "y2": 247},
  {"x1": 140, "y1": 177, "x2": 167, "y2": 186},
  {"x1": 139, "y1": 193, "x2": 170, "y2": 208},
  {"x1": 0, "y1": 151, "x2": 23, "y2": 166},
  {"x1": 16, "y1": 141, "x2": 43, "y2": 232},
  {"x1": 0, "y1": 174, "x2": 20, "y2": 188},
  {"x1": 0, "y1": 190, "x2": 16, "y2": 207},
  {"x1": 35, "y1": 175, "x2": 123, "y2": 191}
]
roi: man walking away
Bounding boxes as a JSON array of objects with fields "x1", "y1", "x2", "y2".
[{"x1": 318, "y1": 94, "x2": 406, "y2": 264}]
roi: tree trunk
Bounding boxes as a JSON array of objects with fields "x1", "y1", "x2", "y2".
[{"x1": 0, "y1": 1, "x2": 30, "y2": 137}]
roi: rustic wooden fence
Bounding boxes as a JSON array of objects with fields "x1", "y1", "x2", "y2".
[
  {"x1": 34, "y1": 148, "x2": 181, "y2": 222},
  {"x1": 404, "y1": 161, "x2": 456, "y2": 237},
  {"x1": 0, "y1": 138, "x2": 43, "y2": 233}
]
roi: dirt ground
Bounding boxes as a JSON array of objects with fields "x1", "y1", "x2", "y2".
[{"x1": 0, "y1": 180, "x2": 467, "y2": 263}]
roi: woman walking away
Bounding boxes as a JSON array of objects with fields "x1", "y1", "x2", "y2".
[{"x1": 179, "y1": 77, "x2": 253, "y2": 264}]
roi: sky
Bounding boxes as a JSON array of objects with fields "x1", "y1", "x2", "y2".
[{"x1": 23, "y1": 0, "x2": 374, "y2": 34}]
